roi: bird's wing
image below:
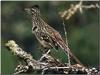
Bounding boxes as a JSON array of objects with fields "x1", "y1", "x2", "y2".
[
  {"x1": 44, "y1": 25, "x2": 65, "y2": 48},
  {"x1": 38, "y1": 29, "x2": 59, "y2": 50},
  {"x1": 44, "y1": 25, "x2": 84, "y2": 66}
]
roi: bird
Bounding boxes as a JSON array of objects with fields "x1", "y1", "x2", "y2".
[{"x1": 25, "y1": 5, "x2": 84, "y2": 66}]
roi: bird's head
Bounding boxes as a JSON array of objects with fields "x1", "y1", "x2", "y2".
[{"x1": 25, "y1": 5, "x2": 40, "y2": 16}]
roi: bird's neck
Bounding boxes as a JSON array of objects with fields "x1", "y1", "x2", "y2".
[
  {"x1": 31, "y1": 14, "x2": 45, "y2": 29},
  {"x1": 32, "y1": 15, "x2": 39, "y2": 21},
  {"x1": 31, "y1": 14, "x2": 47, "y2": 29},
  {"x1": 32, "y1": 15, "x2": 40, "y2": 25}
]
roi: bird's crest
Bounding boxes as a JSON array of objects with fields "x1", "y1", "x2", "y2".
[{"x1": 31, "y1": 5, "x2": 39, "y2": 9}]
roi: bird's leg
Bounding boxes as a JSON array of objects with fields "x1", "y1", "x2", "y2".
[{"x1": 38, "y1": 49, "x2": 51, "y2": 62}]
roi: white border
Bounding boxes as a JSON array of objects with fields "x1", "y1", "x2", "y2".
[
  {"x1": 1, "y1": 0, "x2": 100, "y2": 1},
  {"x1": 0, "y1": 0, "x2": 99, "y2": 74},
  {"x1": 0, "y1": 0, "x2": 1, "y2": 74}
]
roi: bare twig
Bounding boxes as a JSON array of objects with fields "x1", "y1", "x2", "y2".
[
  {"x1": 82, "y1": 3, "x2": 100, "y2": 9},
  {"x1": 59, "y1": 1, "x2": 99, "y2": 20},
  {"x1": 5, "y1": 40, "x2": 49, "y2": 74},
  {"x1": 59, "y1": 0, "x2": 83, "y2": 20},
  {"x1": 62, "y1": 20, "x2": 71, "y2": 67},
  {"x1": 38, "y1": 49, "x2": 51, "y2": 62},
  {"x1": 14, "y1": 64, "x2": 29, "y2": 75},
  {"x1": 5, "y1": 40, "x2": 99, "y2": 74}
]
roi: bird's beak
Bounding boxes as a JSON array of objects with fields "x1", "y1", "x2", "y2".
[
  {"x1": 24, "y1": 8, "x2": 30, "y2": 11},
  {"x1": 24, "y1": 8, "x2": 31, "y2": 14}
]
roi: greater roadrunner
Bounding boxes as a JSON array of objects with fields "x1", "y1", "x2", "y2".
[{"x1": 25, "y1": 5, "x2": 83, "y2": 66}]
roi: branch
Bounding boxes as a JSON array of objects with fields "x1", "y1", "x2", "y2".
[
  {"x1": 5, "y1": 40, "x2": 62, "y2": 74},
  {"x1": 5, "y1": 40, "x2": 99, "y2": 74},
  {"x1": 5, "y1": 40, "x2": 49, "y2": 74},
  {"x1": 59, "y1": 1, "x2": 99, "y2": 20}
]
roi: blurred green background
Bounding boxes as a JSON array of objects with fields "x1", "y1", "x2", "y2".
[{"x1": 1, "y1": 1, "x2": 99, "y2": 74}]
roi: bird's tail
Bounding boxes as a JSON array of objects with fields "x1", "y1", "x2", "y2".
[{"x1": 56, "y1": 41, "x2": 84, "y2": 67}]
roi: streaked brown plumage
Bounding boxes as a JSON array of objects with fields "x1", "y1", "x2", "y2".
[{"x1": 25, "y1": 5, "x2": 84, "y2": 66}]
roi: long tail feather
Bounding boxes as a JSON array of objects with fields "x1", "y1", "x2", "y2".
[{"x1": 56, "y1": 41, "x2": 84, "y2": 67}]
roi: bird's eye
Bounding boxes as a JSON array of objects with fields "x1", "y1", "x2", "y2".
[
  {"x1": 32, "y1": 26, "x2": 37, "y2": 31},
  {"x1": 31, "y1": 8, "x2": 36, "y2": 12}
]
